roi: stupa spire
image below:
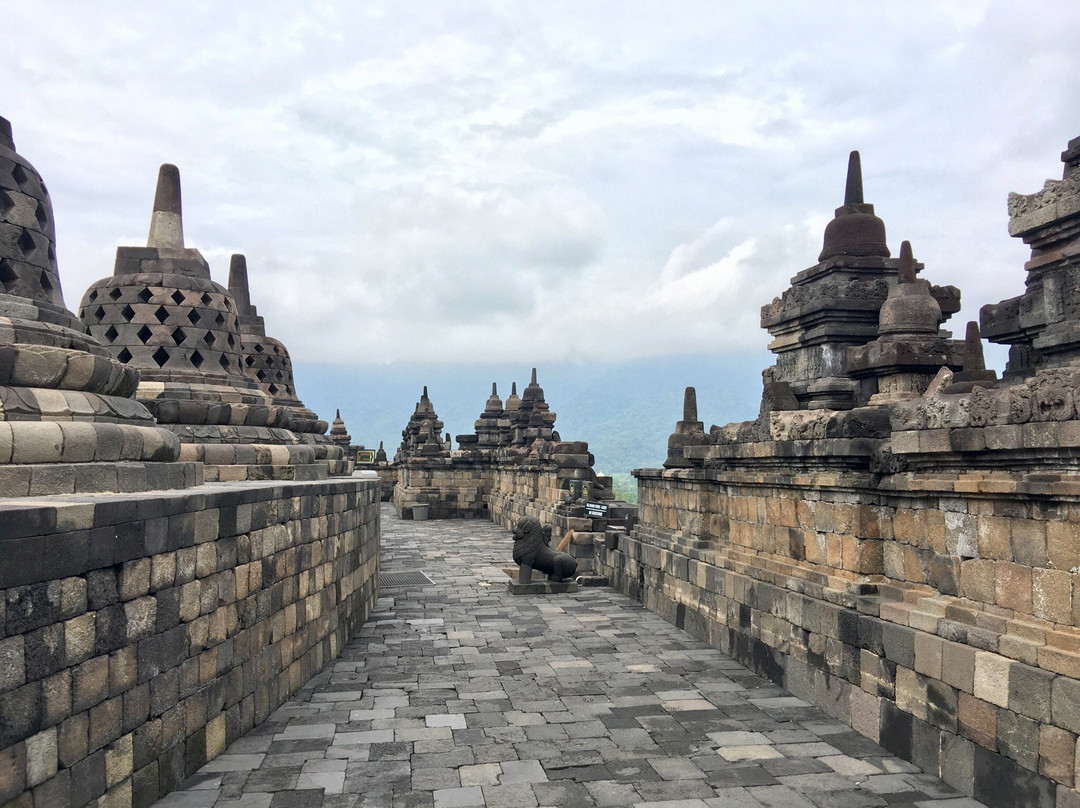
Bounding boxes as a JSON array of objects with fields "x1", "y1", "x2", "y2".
[
  {"x1": 844, "y1": 151, "x2": 864, "y2": 205},
  {"x1": 147, "y1": 164, "x2": 184, "y2": 249}
]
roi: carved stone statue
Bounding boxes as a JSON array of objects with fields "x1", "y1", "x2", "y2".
[{"x1": 512, "y1": 516, "x2": 577, "y2": 583}]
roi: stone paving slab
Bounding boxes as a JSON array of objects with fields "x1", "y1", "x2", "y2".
[{"x1": 155, "y1": 504, "x2": 989, "y2": 808}]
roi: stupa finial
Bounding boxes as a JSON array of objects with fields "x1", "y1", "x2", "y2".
[
  {"x1": 228, "y1": 254, "x2": 253, "y2": 313},
  {"x1": 683, "y1": 387, "x2": 698, "y2": 422},
  {"x1": 147, "y1": 164, "x2": 184, "y2": 249},
  {"x1": 844, "y1": 151, "x2": 864, "y2": 205},
  {"x1": 898, "y1": 241, "x2": 916, "y2": 284}
]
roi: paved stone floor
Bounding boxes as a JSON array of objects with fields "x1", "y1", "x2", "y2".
[{"x1": 156, "y1": 504, "x2": 989, "y2": 808}]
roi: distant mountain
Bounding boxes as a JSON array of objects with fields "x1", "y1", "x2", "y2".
[{"x1": 294, "y1": 352, "x2": 770, "y2": 475}]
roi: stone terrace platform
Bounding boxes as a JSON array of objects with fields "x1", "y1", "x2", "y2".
[{"x1": 154, "y1": 505, "x2": 987, "y2": 808}]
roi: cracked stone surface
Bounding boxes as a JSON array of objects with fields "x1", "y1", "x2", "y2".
[{"x1": 155, "y1": 504, "x2": 988, "y2": 808}]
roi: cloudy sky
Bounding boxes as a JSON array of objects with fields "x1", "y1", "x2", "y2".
[{"x1": 5, "y1": 1, "x2": 1079, "y2": 369}]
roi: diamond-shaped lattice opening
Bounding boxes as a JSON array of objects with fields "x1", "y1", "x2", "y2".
[
  {"x1": 93, "y1": 305, "x2": 105, "y2": 321},
  {"x1": 256, "y1": 369, "x2": 267, "y2": 381},
  {"x1": 17, "y1": 230, "x2": 36, "y2": 255},
  {"x1": 187, "y1": 309, "x2": 200, "y2": 325},
  {"x1": 203, "y1": 331, "x2": 216, "y2": 347},
  {"x1": 47, "y1": 244, "x2": 55, "y2": 263},
  {"x1": 171, "y1": 327, "x2": 186, "y2": 345},
  {"x1": 152, "y1": 346, "x2": 170, "y2": 367},
  {"x1": 0, "y1": 190, "x2": 13, "y2": 217},
  {"x1": 117, "y1": 348, "x2": 132, "y2": 363},
  {"x1": 0, "y1": 259, "x2": 17, "y2": 292},
  {"x1": 137, "y1": 287, "x2": 153, "y2": 303},
  {"x1": 272, "y1": 345, "x2": 281, "y2": 355},
  {"x1": 39, "y1": 271, "x2": 52, "y2": 292},
  {"x1": 201, "y1": 293, "x2": 213, "y2": 306},
  {"x1": 253, "y1": 343, "x2": 263, "y2": 353},
  {"x1": 136, "y1": 325, "x2": 153, "y2": 343},
  {"x1": 266, "y1": 357, "x2": 275, "y2": 366},
  {"x1": 104, "y1": 325, "x2": 119, "y2": 343},
  {"x1": 215, "y1": 312, "x2": 225, "y2": 326},
  {"x1": 227, "y1": 334, "x2": 236, "y2": 348},
  {"x1": 109, "y1": 287, "x2": 123, "y2": 300},
  {"x1": 267, "y1": 384, "x2": 279, "y2": 395},
  {"x1": 244, "y1": 355, "x2": 255, "y2": 366},
  {"x1": 190, "y1": 350, "x2": 204, "y2": 369},
  {"x1": 35, "y1": 202, "x2": 48, "y2": 228},
  {"x1": 87, "y1": 289, "x2": 98, "y2": 302},
  {"x1": 285, "y1": 386, "x2": 293, "y2": 396},
  {"x1": 171, "y1": 290, "x2": 185, "y2": 305},
  {"x1": 120, "y1": 304, "x2": 135, "y2": 321},
  {"x1": 10, "y1": 164, "x2": 28, "y2": 187},
  {"x1": 274, "y1": 371, "x2": 284, "y2": 381},
  {"x1": 218, "y1": 354, "x2": 231, "y2": 371},
  {"x1": 154, "y1": 306, "x2": 169, "y2": 324}
]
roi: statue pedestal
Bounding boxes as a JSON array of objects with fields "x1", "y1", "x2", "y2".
[{"x1": 504, "y1": 567, "x2": 579, "y2": 594}]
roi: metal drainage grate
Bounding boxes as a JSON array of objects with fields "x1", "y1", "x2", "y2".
[{"x1": 381, "y1": 571, "x2": 434, "y2": 589}]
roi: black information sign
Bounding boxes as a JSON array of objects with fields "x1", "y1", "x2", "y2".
[{"x1": 585, "y1": 501, "x2": 609, "y2": 519}]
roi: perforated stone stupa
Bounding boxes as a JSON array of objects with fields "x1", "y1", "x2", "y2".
[
  {"x1": 397, "y1": 386, "x2": 450, "y2": 460},
  {"x1": 78, "y1": 165, "x2": 327, "y2": 480},
  {"x1": 0, "y1": 116, "x2": 193, "y2": 494}
]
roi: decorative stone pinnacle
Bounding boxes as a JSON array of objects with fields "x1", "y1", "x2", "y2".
[
  {"x1": 336, "y1": 408, "x2": 341, "y2": 419},
  {"x1": 492, "y1": 382, "x2": 498, "y2": 395},
  {"x1": 964, "y1": 321, "x2": 986, "y2": 371},
  {"x1": 898, "y1": 241, "x2": 916, "y2": 284},
  {"x1": 511, "y1": 382, "x2": 517, "y2": 394},
  {"x1": 0, "y1": 117, "x2": 13, "y2": 151},
  {"x1": 845, "y1": 151, "x2": 863, "y2": 206},
  {"x1": 683, "y1": 387, "x2": 698, "y2": 422},
  {"x1": 228, "y1": 254, "x2": 253, "y2": 314},
  {"x1": 147, "y1": 164, "x2": 184, "y2": 249},
  {"x1": 531, "y1": 368, "x2": 538, "y2": 384},
  {"x1": 422, "y1": 386, "x2": 429, "y2": 400}
]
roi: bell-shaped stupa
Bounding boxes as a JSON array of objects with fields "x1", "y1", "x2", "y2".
[
  {"x1": 79, "y1": 165, "x2": 326, "y2": 480},
  {"x1": 0, "y1": 116, "x2": 192, "y2": 494}
]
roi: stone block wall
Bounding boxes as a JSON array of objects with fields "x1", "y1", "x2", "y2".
[
  {"x1": 393, "y1": 462, "x2": 489, "y2": 519},
  {"x1": 598, "y1": 467, "x2": 1080, "y2": 808},
  {"x1": 0, "y1": 477, "x2": 380, "y2": 808}
]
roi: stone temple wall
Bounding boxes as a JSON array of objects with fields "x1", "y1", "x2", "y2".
[
  {"x1": 0, "y1": 477, "x2": 380, "y2": 808},
  {"x1": 597, "y1": 139, "x2": 1080, "y2": 808}
]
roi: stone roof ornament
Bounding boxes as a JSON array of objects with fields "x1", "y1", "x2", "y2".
[
  {"x1": 664, "y1": 387, "x2": 708, "y2": 469},
  {"x1": 147, "y1": 164, "x2": 184, "y2": 249},
  {"x1": 818, "y1": 151, "x2": 890, "y2": 262}
]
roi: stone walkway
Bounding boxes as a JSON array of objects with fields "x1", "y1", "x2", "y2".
[{"x1": 156, "y1": 504, "x2": 988, "y2": 808}]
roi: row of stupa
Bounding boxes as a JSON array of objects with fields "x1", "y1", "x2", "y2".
[
  {"x1": 0, "y1": 115, "x2": 346, "y2": 492},
  {"x1": 395, "y1": 369, "x2": 560, "y2": 462}
]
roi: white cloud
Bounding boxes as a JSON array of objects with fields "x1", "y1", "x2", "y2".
[{"x1": 2, "y1": 0, "x2": 1079, "y2": 370}]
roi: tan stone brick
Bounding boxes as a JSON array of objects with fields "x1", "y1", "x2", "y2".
[
  {"x1": 150, "y1": 553, "x2": 177, "y2": 591},
  {"x1": 105, "y1": 732, "x2": 133, "y2": 788},
  {"x1": 1012, "y1": 520, "x2": 1049, "y2": 568},
  {"x1": 978, "y1": 516, "x2": 1012, "y2": 560},
  {"x1": 893, "y1": 510, "x2": 918, "y2": 546},
  {"x1": 60, "y1": 576, "x2": 87, "y2": 619},
  {"x1": 206, "y1": 713, "x2": 226, "y2": 760},
  {"x1": 998, "y1": 634, "x2": 1041, "y2": 666},
  {"x1": 65, "y1": 612, "x2": 96, "y2": 666},
  {"x1": 179, "y1": 581, "x2": 201, "y2": 623},
  {"x1": 958, "y1": 692, "x2": 997, "y2": 749},
  {"x1": 995, "y1": 562, "x2": 1033, "y2": 614},
  {"x1": 895, "y1": 666, "x2": 928, "y2": 722},
  {"x1": 941, "y1": 640, "x2": 976, "y2": 693},
  {"x1": 0, "y1": 636, "x2": 25, "y2": 692},
  {"x1": 124, "y1": 597, "x2": 157, "y2": 642},
  {"x1": 1048, "y1": 521, "x2": 1080, "y2": 572},
  {"x1": 24, "y1": 728, "x2": 57, "y2": 788},
  {"x1": 1039, "y1": 724, "x2": 1075, "y2": 786},
  {"x1": 196, "y1": 543, "x2": 216, "y2": 578},
  {"x1": 1033, "y1": 568, "x2": 1073, "y2": 624},
  {"x1": 1040, "y1": 646, "x2": 1080, "y2": 678},
  {"x1": 973, "y1": 652, "x2": 1011, "y2": 708},
  {"x1": 117, "y1": 559, "x2": 151, "y2": 601},
  {"x1": 959, "y1": 559, "x2": 996, "y2": 603},
  {"x1": 914, "y1": 632, "x2": 943, "y2": 679},
  {"x1": 0, "y1": 741, "x2": 26, "y2": 805},
  {"x1": 98, "y1": 778, "x2": 132, "y2": 808},
  {"x1": 73, "y1": 655, "x2": 110, "y2": 713}
]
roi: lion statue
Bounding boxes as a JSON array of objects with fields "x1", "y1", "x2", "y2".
[{"x1": 512, "y1": 516, "x2": 577, "y2": 583}]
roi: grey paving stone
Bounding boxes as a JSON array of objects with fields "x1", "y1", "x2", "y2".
[{"x1": 154, "y1": 506, "x2": 989, "y2": 808}]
